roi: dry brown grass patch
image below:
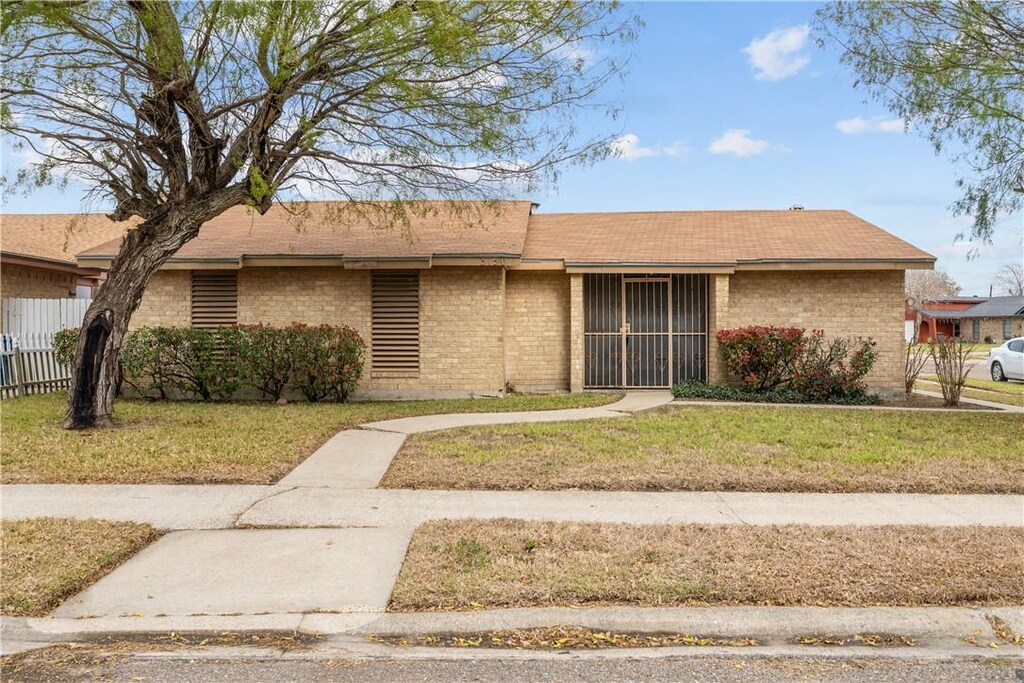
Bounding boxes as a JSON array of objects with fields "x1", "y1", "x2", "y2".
[
  {"x1": 1, "y1": 518, "x2": 158, "y2": 616},
  {"x1": 390, "y1": 520, "x2": 1024, "y2": 611}
]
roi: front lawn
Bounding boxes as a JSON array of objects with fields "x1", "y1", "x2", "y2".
[
  {"x1": 382, "y1": 405, "x2": 1024, "y2": 493},
  {"x1": 1, "y1": 518, "x2": 158, "y2": 616},
  {"x1": 917, "y1": 380, "x2": 1024, "y2": 408},
  {"x1": 389, "y1": 520, "x2": 1024, "y2": 611},
  {"x1": 1, "y1": 392, "x2": 620, "y2": 484},
  {"x1": 921, "y1": 374, "x2": 1024, "y2": 396}
]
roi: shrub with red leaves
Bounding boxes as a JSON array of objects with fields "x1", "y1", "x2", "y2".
[{"x1": 715, "y1": 325, "x2": 877, "y2": 401}]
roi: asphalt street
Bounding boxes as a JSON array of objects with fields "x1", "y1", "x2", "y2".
[{"x1": 4, "y1": 652, "x2": 1022, "y2": 682}]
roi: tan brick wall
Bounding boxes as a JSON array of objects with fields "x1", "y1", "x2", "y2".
[
  {"x1": 707, "y1": 274, "x2": 730, "y2": 383},
  {"x1": 1, "y1": 264, "x2": 77, "y2": 299},
  {"x1": 964, "y1": 316, "x2": 1024, "y2": 342},
  {"x1": 569, "y1": 273, "x2": 584, "y2": 392},
  {"x1": 238, "y1": 265, "x2": 506, "y2": 396},
  {"x1": 505, "y1": 271, "x2": 571, "y2": 392},
  {"x1": 131, "y1": 271, "x2": 190, "y2": 328},
  {"x1": 724, "y1": 270, "x2": 905, "y2": 389},
  {"x1": 238, "y1": 267, "x2": 370, "y2": 329},
  {"x1": 403, "y1": 266, "x2": 506, "y2": 395}
]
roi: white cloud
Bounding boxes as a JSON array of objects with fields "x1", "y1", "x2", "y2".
[
  {"x1": 707, "y1": 129, "x2": 772, "y2": 157},
  {"x1": 836, "y1": 116, "x2": 905, "y2": 134},
  {"x1": 610, "y1": 134, "x2": 688, "y2": 162},
  {"x1": 743, "y1": 25, "x2": 811, "y2": 81},
  {"x1": 543, "y1": 37, "x2": 595, "y2": 66}
]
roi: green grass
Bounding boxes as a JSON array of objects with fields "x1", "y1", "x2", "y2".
[
  {"x1": 0, "y1": 392, "x2": 621, "y2": 484},
  {"x1": 382, "y1": 405, "x2": 1024, "y2": 493},
  {"x1": 920, "y1": 375, "x2": 1024, "y2": 396},
  {"x1": 917, "y1": 382, "x2": 1024, "y2": 408}
]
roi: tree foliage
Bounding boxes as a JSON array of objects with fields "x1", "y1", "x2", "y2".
[
  {"x1": 2, "y1": 1, "x2": 634, "y2": 214},
  {"x1": 817, "y1": 2, "x2": 1023, "y2": 241},
  {"x1": 0, "y1": 0, "x2": 636, "y2": 428}
]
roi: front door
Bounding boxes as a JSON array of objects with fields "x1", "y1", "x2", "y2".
[
  {"x1": 583, "y1": 274, "x2": 707, "y2": 389},
  {"x1": 623, "y1": 278, "x2": 670, "y2": 387}
]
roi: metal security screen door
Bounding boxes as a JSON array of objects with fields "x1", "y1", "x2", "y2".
[
  {"x1": 624, "y1": 278, "x2": 670, "y2": 387},
  {"x1": 584, "y1": 274, "x2": 708, "y2": 388}
]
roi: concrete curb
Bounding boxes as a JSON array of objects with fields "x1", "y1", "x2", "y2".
[{"x1": 6, "y1": 606, "x2": 1022, "y2": 660}]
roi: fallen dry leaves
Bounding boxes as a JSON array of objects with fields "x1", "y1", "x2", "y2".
[{"x1": 371, "y1": 626, "x2": 757, "y2": 649}]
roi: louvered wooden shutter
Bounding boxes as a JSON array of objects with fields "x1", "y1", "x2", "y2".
[
  {"x1": 372, "y1": 270, "x2": 420, "y2": 373},
  {"x1": 191, "y1": 271, "x2": 238, "y2": 328}
]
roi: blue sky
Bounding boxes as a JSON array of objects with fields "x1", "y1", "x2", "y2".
[{"x1": 3, "y1": 1, "x2": 1021, "y2": 296}]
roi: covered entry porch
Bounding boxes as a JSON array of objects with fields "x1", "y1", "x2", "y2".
[{"x1": 581, "y1": 274, "x2": 710, "y2": 389}]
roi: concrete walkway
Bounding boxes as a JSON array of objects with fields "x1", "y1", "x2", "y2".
[
  {"x1": 280, "y1": 390, "x2": 672, "y2": 488},
  {"x1": 913, "y1": 388, "x2": 1024, "y2": 412}
]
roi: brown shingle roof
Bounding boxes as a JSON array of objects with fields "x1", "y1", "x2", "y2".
[
  {"x1": 523, "y1": 210, "x2": 934, "y2": 265},
  {"x1": 1, "y1": 212, "x2": 134, "y2": 264},
  {"x1": 30, "y1": 203, "x2": 932, "y2": 267},
  {"x1": 79, "y1": 201, "x2": 534, "y2": 261}
]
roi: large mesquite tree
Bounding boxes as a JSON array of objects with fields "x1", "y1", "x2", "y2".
[{"x1": 1, "y1": 1, "x2": 634, "y2": 428}]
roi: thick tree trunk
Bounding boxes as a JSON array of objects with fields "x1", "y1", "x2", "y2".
[
  {"x1": 63, "y1": 189, "x2": 252, "y2": 429},
  {"x1": 64, "y1": 216, "x2": 200, "y2": 429}
]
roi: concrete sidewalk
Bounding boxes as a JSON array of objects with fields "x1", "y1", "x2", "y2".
[
  {"x1": 4, "y1": 486, "x2": 1020, "y2": 529},
  {"x1": 1, "y1": 484, "x2": 271, "y2": 529},
  {"x1": 238, "y1": 489, "x2": 1024, "y2": 528}
]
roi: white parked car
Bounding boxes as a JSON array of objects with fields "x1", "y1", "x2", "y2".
[{"x1": 988, "y1": 337, "x2": 1024, "y2": 382}]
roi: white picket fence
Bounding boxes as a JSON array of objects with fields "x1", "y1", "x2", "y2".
[
  {"x1": 0, "y1": 298, "x2": 90, "y2": 399},
  {"x1": 2, "y1": 297, "x2": 92, "y2": 348}
]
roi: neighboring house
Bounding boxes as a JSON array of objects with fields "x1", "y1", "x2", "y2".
[
  {"x1": 959, "y1": 296, "x2": 1024, "y2": 342},
  {"x1": 0, "y1": 214, "x2": 131, "y2": 299},
  {"x1": 908, "y1": 297, "x2": 986, "y2": 343},
  {"x1": 911, "y1": 296, "x2": 1024, "y2": 343},
  {"x1": 52, "y1": 201, "x2": 933, "y2": 398}
]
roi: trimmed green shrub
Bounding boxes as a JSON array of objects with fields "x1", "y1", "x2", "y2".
[
  {"x1": 127, "y1": 327, "x2": 241, "y2": 401},
  {"x1": 50, "y1": 323, "x2": 366, "y2": 402},
  {"x1": 288, "y1": 324, "x2": 365, "y2": 403},
  {"x1": 228, "y1": 324, "x2": 295, "y2": 401},
  {"x1": 52, "y1": 327, "x2": 80, "y2": 366},
  {"x1": 672, "y1": 380, "x2": 880, "y2": 406},
  {"x1": 119, "y1": 326, "x2": 168, "y2": 398}
]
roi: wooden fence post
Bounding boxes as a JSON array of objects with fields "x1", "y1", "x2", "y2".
[{"x1": 12, "y1": 346, "x2": 25, "y2": 398}]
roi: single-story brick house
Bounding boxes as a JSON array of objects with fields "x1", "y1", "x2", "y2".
[
  {"x1": 913, "y1": 296, "x2": 1024, "y2": 343},
  {"x1": 958, "y1": 296, "x2": 1024, "y2": 341},
  {"x1": 0, "y1": 214, "x2": 129, "y2": 299},
  {"x1": 67, "y1": 201, "x2": 934, "y2": 398}
]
